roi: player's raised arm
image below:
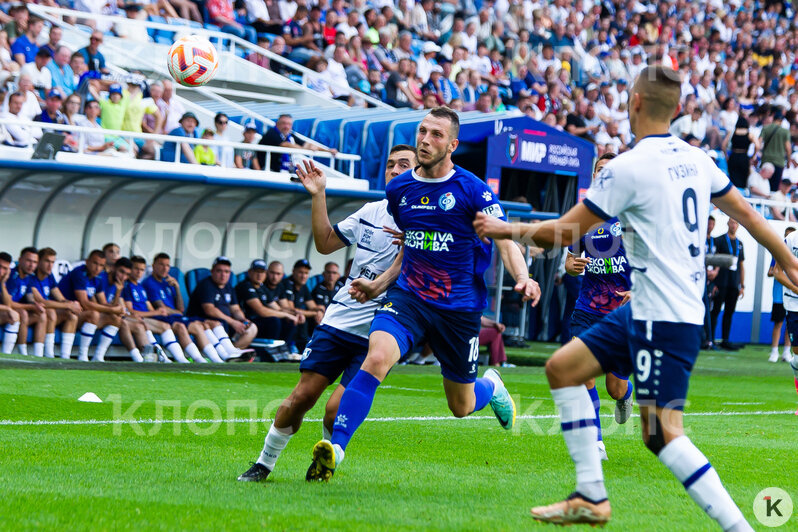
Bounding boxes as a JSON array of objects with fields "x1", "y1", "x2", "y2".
[
  {"x1": 296, "y1": 159, "x2": 346, "y2": 254},
  {"x1": 712, "y1": 186, "x2": 798, "y2": 284}
]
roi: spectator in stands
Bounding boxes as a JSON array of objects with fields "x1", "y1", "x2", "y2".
[
  {"x1": 143, "y1": 252, "x2": 226, "y2": 363},
  {"x1": 40, "y1": 25, "x2": 61, "y2": 58},
  {"x1": 161, "y1": 111, "x2": 200, "y2": 164},
  {"x1": 207, "y1": 0, "x2": 257, "y2": 44},
  {"x1": 769, "y1": 178, "x2": 796, "y2": 222},
  {"x1": 194, "y1": 128, "x2": 217, "y2": 166},
  {"x1": 165, "y1": 0, "x2": 201, "y2": 23},
  {"x1": 474, "y1": 91, "x2": 492, "y2": 113},
  {"x1": 1, "y1": 92, "x2": 37, "y2": 148},
  {"x1": 245, "y1": 0, "x2": 283, "y2": 35},
  {"x1": 479, "y1": 315, "x2": 511, "y2": 367},
  {"x1": 768, "y1": 227, "x2": 796, "y2": 363},
  {"x1": 48, "y1": 45, "x2": 76, "y2": 97},
  {"x1": 212, "y1": 112, "x2": 235, "y2": 168},
  {"x1": 748, "y1": 163, "x2": 773, "y2": 200},
  {"x1": 69, "y1": 52, "x2": 87, "y2": 88},
  {"x1": 29, "y1": 247, "x2": 81, "y2": 359},
  {"x1": 90, "y1": 83, "x2": 134, "y2": 153},
  {"x1": 760, "y1": 108, "x2": 792, "y2": 191},
  {"x1": 280, "y1": 259, "x2": 323, "y2": 351},
  {"x1": 34, "y1": 88, "x2": 67, "y2": 126},
  {"x1": 21, "y1": 48, "x2": 53, "y2": 99},
  {"x1": 247, "y1": 36, "x2": 271, "y2": 69},
  {"x1": 121, "y1": 80, "x2": 162, "y2": 156},
  {"x1": 142, "y1": 81, "x2": 164, "y2": 135},
  {"x1": 11, "y1": 15, "x2": 42, "y2": 66},
  {"x1": 14, "y1": 73, "x2": 44, "y2": 117},
  {"x1": 186, "y1": 256, "x2": 258, "y2": 357},
  {"x1": 116, "y1": 3, "x2": 151, "y2": 43},
  {"x1": 6, "y1": 247, "x2": 47, "y2": 357},
  {"x1": 76, "y1": 98, "x2": 117, "y2": 155},
  {"x1": 726, "y1": 116, "x2": 759, "y2": 189},
  {"x1": 384, "y1": 57, "x2": 417, "y2": 108},
  {"x1": 0, "y1": 252, "x2": 21, "y2": 355},
  {"x1": 310, "y1": 261, "x2": 342, "y2": 310},
  {"x1": 4, "y1": 5, "x2": 28, "y2": 43},
  {"x1": 0, "y1": 30, "x2": 20, "y2": 86},
  {"x1": 235, "y1": 119, "x2": 261, "y2": 170},
  {"x1": 710, "y1": 219, "x2": 745, "y2": 351},
  {"x1": 257, "y1": 114, "x2": 336, "y2": 172},
  {"x1": 79, "y1": 31, "x2": 110, "y2": 75},
  {"x1": 159, "y1": 79, "x2": 185, "y2": 134}
]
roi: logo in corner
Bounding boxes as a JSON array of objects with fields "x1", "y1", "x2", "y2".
[
  {"x1": 753, "y1": 487, "x2": 793, "y2": 527},
  {"x1": 438, "y1": 192, "x2": 456, "y2": 211},
  {"x1": 420, "y1": 196, "x2": 430, "y2": 205}
]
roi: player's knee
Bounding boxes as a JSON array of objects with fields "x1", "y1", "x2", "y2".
[
  {"x1": 447, "y1": 400, "x2": 472, "y2": 418},
  {"x1": 46, "y1": 309, "x2": 56, "y2": 321},
  {"x1": 544, "y1": 356, "x2": 567, "y2": 386},
  {"x1": 207, "y1": 320, "x2": 220, "y2": 329},
  {"x1": 18, "y1": 309, "x2": 29, "y2": 324},
  {"x1": 9, "y1": 309, "x2": 19, "y2": 322},
  {"x1": 606, "y1": 378, "x2": 627, "y2": 400}
]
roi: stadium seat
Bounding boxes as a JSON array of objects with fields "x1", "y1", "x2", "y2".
[
  {"x1": 169, "y1": 266, "x2": 190, "y2": 308},
  {"x1": 185, "y1": 268, "x2": 211, "y2": 296},
  {"x1": 306, "y1": 274, "x2": 322, "y2": 293},
  {"x1": 235, "y1": 272, "x2": 247, "y2": 286}
]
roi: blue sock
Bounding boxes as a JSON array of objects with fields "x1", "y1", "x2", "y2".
[
  {"x1": 621, "y1": 379, "x2": 633, "y2": 401},
  {"x1": 472, "y1": 377, "x2": 495, "y2": 413},
  {"x1": 331, "y1": 370, "x2": 381, "y2": 451},
  {"x1": 587, "y1": 384, "x2": 602, "y2": 442}
]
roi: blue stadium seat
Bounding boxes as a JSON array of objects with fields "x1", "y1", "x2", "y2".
[
  {"x1": 306, "y1": 274, "x2": 322, "y2": 293},
  {"x1": 169, "y1": 266, "x2": 190, "y2": 308},
  {"x1": 185, "y1": 268, "x2": 210, "y2": 296},
  {"x1": 235, "y1": 272, "x2": 247, "y2": 286}
]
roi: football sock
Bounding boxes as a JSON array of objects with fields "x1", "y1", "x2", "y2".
[
  {"x1": 78, "y1": 322, "x2": 97, "y2": 358},
  {"x1": 94, "y1": 325, "x2": 119, "y2": 361},
  {"x1": 145, "y1": 329, "x2": 158, "y2": 346},
  {"x1": 185, "y1": 343, "x2": 206, "y2": 363},
  {"x1": 17, "y1": 344, "x2": 28, "y2": 356},
  {"x1": 323, "y1": 423, "x2": 332, "y2": 441},
  {"x1": 659, "y1": 435, "x2": 748, "y2": 531},
  {"x1": 790, "y1": 356, "x2": 798, "y2": 378},
  {"x1": 44, "y1": 333, "x2": 55, "y2": 358},
  {"x1": 161, "y1": 329, "x2": 189, "y2": 363},
  {"x1": 212, "y1": 325, "x2": 238, "y2": 356},
  {"x1": 129, "y1": 348, "x2": 143, "y2": 362},
  {"x1": 202, "y1": 343, "x2": 224, "y2": 363},
  {"x1": 331, "y1": 370, "x2": 381, "y2": 452},
  {"x1": 60, "y1": 332, "x2": 75, "y2": 359},
  {"x1": 552, "y1": 385, "x2": 606, "y2": 502},
  {"x1": 472, "y1": 377, "x2": 495, "y2": 413},
  {"x1": 205, "y1": 329, "x2": 228, "y2": 360},
  {"x1": 33, "y1": 342, "x2": 44, "y2": 358},
  {"x1": 2, "y1": 321, "x2": 19, "y2": 354},
  {"x1": 621, "y1": 379, "x2": 633, "y2": 401},
  {"x1": 257, "y1": 424, "x2": 294, "y2": 470},
  {"x1": 586, "y1": 384, "x2": 601, "y2": 442}
]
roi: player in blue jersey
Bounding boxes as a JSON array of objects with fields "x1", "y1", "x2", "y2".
[
  {"x1": 306, "y1": 107, "x2": 541, "y2": 482},
  {"x1": 28, "y1": 247, "x2": 82, "y2": 358},
  {"x1": 564, "y1": 153, "x2": 633, "y2": 462},
  {"x1": 7, "y1": 247, "x2": 48, "y2": 357},
  {"x1": 237, "y1": 145, "x2": 416, "y2": 483},
  {"x1": 474, "y1": 66, "x2": 798, "y2": 528},
  {"x1": 0, "y1": 252, "x2": 22, "y2": 355}
]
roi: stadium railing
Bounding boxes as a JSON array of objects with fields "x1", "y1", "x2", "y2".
[
  {"x1": 28, "y1": 4, "x2": 394, "y2": 111},
  {"x1": 745, "y1": 195, "x2": 796, "y2": 220},
  {"x1": 0, "y1": 116, "x2": 361, "y2": 178}
]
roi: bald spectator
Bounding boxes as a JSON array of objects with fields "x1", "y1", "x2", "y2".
[{"x1": 47, "y1": 46, "x2": 76, "y2": 97}]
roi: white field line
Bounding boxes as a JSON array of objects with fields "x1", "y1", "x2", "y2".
[
  {"x1": 182, "y1": 371, "x2": 245, "y2": 378},
  {"x1": 0, "y1": 410, "x2": 794, "y2": 427},
  {"x1": 381, "y1": 385, "x2": 434, "y2": 393},
  {"x1": 722, "y1": 402, "x2": 766, "y2": 405}
]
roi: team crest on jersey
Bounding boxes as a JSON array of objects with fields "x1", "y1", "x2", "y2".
[
  {"x1": 610, "y1": 221, "x2": 622, "y2": 236},
  {"x1": 438, "y1": 192, "x2": 456, "y2": 211},
  {"x1": 399, "y1": 196, "x2": 407, "y2": 207},
  {"x1": 224, "y1": 293, "x2": 231, "y2": 303}
]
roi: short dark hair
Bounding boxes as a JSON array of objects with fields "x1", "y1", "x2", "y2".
[
  {"x1": 277, "y1": 113, "x2": 292, "y2": 121},
  {"x1": 153, "y1": 252, "x2": 170, "y2": 263},
  {"x1": 88, "y1": 249, "x2": 104, "y2": 260},
  {"x1": 130, "y1": 255, "x2": 146, "y2": 265},
  {"x1": 102, "y1": 242, "x2": 118, "y2": 252},
  {"x1": 0, "y1": 252, "x2": 12, "y2": 263},
  {"x1": 324, "y1": 261, "x2": 339, "y2": 271},
  {"x1": 786, "y1": 227, "x2": 796, "y2": 236},
  {"x1": 427, "y1": 106, "x2": 460, "y2": 138},
  {"x1": 38, "y1": 247, "x2": 57, "y2": 259},
  {"x1": 214, "y1": 112, "x2": 228, "y2": 123},
  {"x1": 390, "y1": 144, "x2": 416, "y2": 155},
  {"x1": 36, "y1": 47, "x2": 52, "y2": 59},
  {"x1": 19, "y1": 246, "x2": 38, "y2": 258},
  {"x1": 115, "y1": 257, "x2": 133, "y2": 270},
  {"x1": 598, "y1": 152, "x2": 617, "y2": 161},
  {"x1": 708, "y1": 215, "x2": 715, "y2": 222}
]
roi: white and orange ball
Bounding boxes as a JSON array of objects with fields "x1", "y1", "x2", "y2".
[{"x1": 167, "y1": 35, "x2": 219, "y2": 87}]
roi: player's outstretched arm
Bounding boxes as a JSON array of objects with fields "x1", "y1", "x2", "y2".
[
  {"x1": 295, "y1": 159, "x2": 346, "y2": 254},
  {"x1": 714, "y1": 187, "x2": 798, "y2": 284},
  {"x1": 349, "y1": 249, "x2": 403, "y2": 303},
  {"x1": 474, "y1": 203, "x2": 604, "y2": 249},
  {"x1": 495, "y1": 239, "x2": 541, "y2": 306}
]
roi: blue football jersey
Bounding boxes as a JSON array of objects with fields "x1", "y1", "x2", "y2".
[
  {"x1": 6, "y1": 268, "x2": 32, "y2": 303},
  {"x1": 30, "y1": 273, "x2": 58, "y2": 300},
  {"x1": 386, "y1": 166, "x2": 506, "y2": 312},
  {"x1": 123, "y1": 281, "x2": 149, "y2": 312},
  {"x1": 58, "y1": 265, "x2": 103, "y2": 301},
  {"x1": 570, "y1": 217, "x2": 632, "y2": 316},
  {"x1": 142, "y1": 275, "x2": 178, "y2": 309}
]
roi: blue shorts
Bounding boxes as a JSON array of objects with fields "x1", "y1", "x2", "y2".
[
  {"x1": 299, "y1": 324, "x2": 368, "y2": 387},
  {"x1": 786, "y1": 311, "x2": 798, "y2": 344},
  {"x1": 572, "y1": 309, "x2": 629, "y2": 381},
  {"x1": 370, "y1": 287, "x2": 482, "y2": 384},
  {"x1": 579, "y1": 305, "x2": 702, "y2": 409},
  {"x1": 152, "y1": 315, "x2": 204, "y2": 325}
]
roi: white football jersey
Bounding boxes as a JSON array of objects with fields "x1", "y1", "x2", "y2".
[
  {"x1": 782, "y1": 231, "x2": 798, "y2": 312},
  {"x1": 585, "y1": 134, "x2": 732, "y2": 325},
  {"x1": 322, "y1": 199, "x2": 400, "y2": 337}
]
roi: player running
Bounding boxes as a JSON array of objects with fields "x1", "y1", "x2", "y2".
[
  {"x1": 236, "y1": 144, "x2": 416, "y2": 482},
  {"x1": 474, "y1": 66, "x2": 797, "y2": 529},
  {"x1": 564, "y1": 152, "x2": 633, "y2": 461},
  {"x1": 306, "y1": 107, "x2": 541, "y2": 482}
]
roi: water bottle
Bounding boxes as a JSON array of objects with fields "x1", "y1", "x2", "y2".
[{"x1": 142, "y1": 345, "x2": 157, "y2": 363}]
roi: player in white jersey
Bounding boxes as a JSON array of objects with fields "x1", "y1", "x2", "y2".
[
  {"x1": 475, "y1": 66, "x2": 798, "y2": 529},
  {"x1": 771, "y1": 230, "x2": 798, "y2": 405},
  {"x1": 237, "y1": 145, "x2": 415, "y2": 482}
]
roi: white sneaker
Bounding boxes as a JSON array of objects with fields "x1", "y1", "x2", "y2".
[
  {"x1": 78, "y1": 353, "x2": 89, "y2": 362},
  {"x1": 597, "y1": 441, "x2": 608, "y2": 461},
  {"x1": 783, "y1": 349, "x2": 794, "y2": 363},
  {"x1": 768, "y1": 350, "x2": 779, "y2": 363}
]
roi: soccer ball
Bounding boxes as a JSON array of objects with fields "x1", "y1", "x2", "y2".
[{"x1": 167, "y1": 35, "x2": 219, "y2": 87}]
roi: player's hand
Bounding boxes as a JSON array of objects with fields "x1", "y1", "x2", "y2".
[
  {"x1": 34, "y1": 302, "x2": 46, "y2": 314},
  {"x1": 383, "y1": 226, "x2": 405, "y2": 246},
  {"x1": 296, "y1": 312, "x2": 306, "y2": 325},
  {"x1": 515, "y1": 278, "x2": 541, "y2": 306},
  {"x1": 494, "y1": 322, "x2": 506, "y2": 334},
  {"x1": 295, "y1": 159, "x2": 326, "y2": 196},
  {"x1": 570, "y1": 257, "x2": 590, "y2": 275},
  {"x1": 473, "y1": 212, "x2": 512, "y2": 243},
  {"x1": 315, "y1": 308, "x2": 325, "y2": 322},
  {"x1": 738, "y1": 287, "x2": 744, "y2": 299},
  {"x1": 165, "y1": 275, "x2": 179, "y2": 288},
  {"x1": 615, "y1": 290, "x2": 631, "y2": 306},
  {"x1": 349, "y1": 278, "x2": 379, "y2": 303},
  {"x1": 155, "y1": 307, "x2": 169, "y2": 317},
  {"x1": 68, "y1": 301, "x2": 82, "y2": 314},
  {"x1": 231, "y1": 320, "x2": 247, "y2": 335}
]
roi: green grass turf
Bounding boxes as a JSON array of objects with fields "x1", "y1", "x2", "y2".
[{"x1": 0, "y1": 344, "x2": 796, "y2": 531}]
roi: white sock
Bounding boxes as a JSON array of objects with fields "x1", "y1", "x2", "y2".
[
  {"x1": 323, "y1": 424, "x2": 332, "y2": 441},
  {"x1": 60, "y1": 332, "x2": 75, "y2": 359},
  {"x1": 145, "y1": 329, "x2": 158, "y2": 346},
  {"x1": 185, "y1": 343, "x2": 207, "y2": 363},
  {"x1": 212, "y1": 325, "x2": 238, "y2": 356},
  {"x1": 44, "y1": 333, "x2": 55, "y2": 358},
  {"x1": 257, "y1": 424, "x2": 294, "y2": 470},
  {"x1": 93, "y1": 325, "x2": 119, "y2": 361},
  {"x1": 552, "y1": 385, "x2": 606, "y2": 501},
  {"x1": 791, "y1": 356, "x2": 798, "y2": 377},
  {"x1": 33, "y1": 342, "x2": 44, "y2": 358},
  {"x1": 204, "y1": 329, "x2": 228, "y2": 360},
  {"x1": 770, "y1": 347, "x2": 779, "y2": 355},
  {"x1": 17, "y1": 344, "x2": 28, "y2": 356},
  {"x1": 161, "y1": 329, "x2": 189, "y2": 363},
  {"x1": 129, "y1": 348, "x2": 143, "y2": 362},
  {"x1": 659, "y1": 435, "x2": 748, "y2": 531},
  {"x1": 2, "y1": 321, "x2": 19, "y2": 353},
  {"x1": 78, "y1": 322, "x2": 97, "y2": 358},
  {"x1": 203, "y1": 343, "x2": 225, "y2": 363}
]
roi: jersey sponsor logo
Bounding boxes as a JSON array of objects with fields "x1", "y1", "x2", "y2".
[
  {"x1": 610, "y1": 221, "x2": 622, "y2": 237},
  {"x1": 405, "y1": 230, "x2": 454, "y2": 252},
  {"x1": 411, "y1": 195, "x2": 436, "y2": 210},
  {"x1": 586, "y1": 256, "x2": 628, "y2": 275},
  {"x1": 420, "y1": 196, "x2": 429, "y2": 205},
  {"x1": 378, "y1": 301, "x2": 397, "y2": 314},
  {"x1": 358, "y1": 267, "x2": 377, "y2": 280},
  {"x1": 482, "y1": 204, "x2": 503, "y2": 218},
  {"x1": 438, "y1": 192, "x2": 456, "y2": 211},
  {"x1": 361, "y1": 227, "x2": 374, "y2": 246}
]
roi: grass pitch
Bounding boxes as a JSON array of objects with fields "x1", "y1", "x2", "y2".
[{"x1": 0, "y1": 344, "x2": 796, "y2": 531}]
